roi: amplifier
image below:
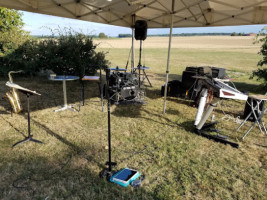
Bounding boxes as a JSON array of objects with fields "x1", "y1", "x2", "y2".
[
  {"x1": 161, "y1": 80, "x2": 185, "y2": 97},
  {"x1": 198, "y1": 67, "x2": 226, "y2": 79},
  {"x1": 182, "y1": 71, "x2": 198, "y2": 90}
]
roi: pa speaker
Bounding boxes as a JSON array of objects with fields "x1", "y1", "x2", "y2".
[{"x1": 134, "y1": 20, "x2": 147, "y2": 40}]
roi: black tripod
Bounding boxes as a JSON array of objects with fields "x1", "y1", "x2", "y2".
[
  {"x1": 137, "y1": 40, "x2": 142, "y2": 89},
  {"x1": 136, "y1": 40, "x2": 152, "y2": 87},
  {"x1": 12, "y1": 92, "x2": 42, "y2": 148},
  {"x1": 99, "y1": 69, "x2": 117, "y2": 180}
]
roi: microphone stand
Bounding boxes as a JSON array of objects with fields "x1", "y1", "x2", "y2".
[{"x1": 99, "y1": 69, "x2": 117, "y2": 180}]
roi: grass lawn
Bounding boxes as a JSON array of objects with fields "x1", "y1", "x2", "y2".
[{"x1": 0, "y1": 36, "x2": 266, "y2": 200}]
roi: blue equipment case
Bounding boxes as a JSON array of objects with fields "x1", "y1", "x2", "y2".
[{"x1": 110, "y1": 168, "x2": 140, "y2": 187}]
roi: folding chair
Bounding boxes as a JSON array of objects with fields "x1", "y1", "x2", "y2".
[{"x1": 236, "y1": 94, "x2": 267, "y2": 140}]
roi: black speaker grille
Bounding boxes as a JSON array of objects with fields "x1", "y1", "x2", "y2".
[{"x1": 135, "y1": 20, "x2": 147, "y2": 40}]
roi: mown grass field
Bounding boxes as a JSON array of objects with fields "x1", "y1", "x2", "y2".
[{"x1": 0, "y1": 36, "x2": 266, "y2": 200}]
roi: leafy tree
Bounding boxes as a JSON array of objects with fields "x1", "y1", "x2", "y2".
[
  {"x1": 98, "y1": 32, "x2": 107, "y2": 38},
  {"x1": 0, "y1": 7, "x2": 24, "y2": 30},
  {"x1": 0, "y1": 7, "x2": 30, "y2": 56},
  {"x1": 231, "y1": 32, "x2": 237, "y2": 36},
  {"x1": 252, "y1": 27, "x2": 267, "y2": 86}
]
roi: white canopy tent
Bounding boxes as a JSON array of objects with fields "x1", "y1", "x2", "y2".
[{"x1": 0, "y1": 0, "x2": 266, "y2": 112}]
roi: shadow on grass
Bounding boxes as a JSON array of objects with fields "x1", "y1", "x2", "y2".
[
  {"x1": 111, "y1": 104, "x2": 143, "y2": 118},
  {"x1": 234, "y1": 81, "x2": 266, "y2": 94},
  {"x1": 167, "y1": 97, "x2": 194, "y2": 107},
  {"x1": 152, "y1": 73, "x2": 182, "y2": 82},
  {"x1": 112, "y1": 104, "x2": 180, "y2": 129},
  {"x1": 177, "y1": 120, "x2": 196, "y2": 133},
  {"x1": 145, "y1": 87, "x2": 162, "y2": 100},
  {"x1": 0, "y1": 77, "x2": 102, "y2": 113},
  {"x1": 2, "y1": 152, "x2": 154, "y2": 199},
  {"x1": 30, "y1": 118, "x2": 104, "y2": 168},
  {"x1": 0, "y1": 115, "x2": 27, "y2": 138}
]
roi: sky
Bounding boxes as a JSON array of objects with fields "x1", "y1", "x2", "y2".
[{"x1": 21, "y1": 11, "x2": 266, "y2": 37}]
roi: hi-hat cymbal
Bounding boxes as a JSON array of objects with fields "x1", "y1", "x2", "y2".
[
  {"x1": 134, "y1": 66, "x2": 150, "y2": 70},
  {"x1": 110, "y1": 67, "x2": 127, "y2": 71}
]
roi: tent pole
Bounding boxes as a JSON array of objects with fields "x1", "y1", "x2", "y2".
[
  {"x1": 131, "y1": 14, "x2": 135, "y2": 73},
  {"x1": 163, "y1": 0, "x2": 174, "y2": 114}
]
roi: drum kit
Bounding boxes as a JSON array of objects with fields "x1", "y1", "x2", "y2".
[{"x1": 107, "y1": 67, "x2": 145, "y2": 104}]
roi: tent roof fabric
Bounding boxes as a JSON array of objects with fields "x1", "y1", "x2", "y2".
[{"x1": 0, "y1": 0, "x2": 266, "y2": 28}]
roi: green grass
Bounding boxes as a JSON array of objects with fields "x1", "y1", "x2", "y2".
[{"x1": 0, "y1": 42, "x2": 266, "y2": 199}]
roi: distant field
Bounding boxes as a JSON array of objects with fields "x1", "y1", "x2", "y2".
[
  {"x1": 98, "y1": 36, "x2": 261, "y2": 52},
  {"x1": 97, "y1": 36, "x2": 263, "y2": 90}
]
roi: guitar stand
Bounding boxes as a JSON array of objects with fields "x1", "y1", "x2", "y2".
[
  {"x1": 12, "y1": 93, "x2": 42, "y2": 148},
  {"x1": 194, "y1": 121, "x2": 239, "y2": 148}
]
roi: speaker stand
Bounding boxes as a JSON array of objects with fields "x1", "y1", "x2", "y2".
[{"x1": 137, "y1": 40, "x2": 142, "y2": 89}]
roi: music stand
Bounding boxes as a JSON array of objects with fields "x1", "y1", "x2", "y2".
[{"x1": 6, "y1": 82, "x2": 43, "y2": 148}]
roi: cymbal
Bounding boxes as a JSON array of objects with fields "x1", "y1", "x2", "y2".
[
  {"x1": 110, "y1": 67, "x2": 127, "y2": 71},
  {"x1": 134, "y1": 66, "x2": 150, "y2": 70}
]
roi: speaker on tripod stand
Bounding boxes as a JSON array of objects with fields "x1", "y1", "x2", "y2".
[
  {"x1": 134, "y1": 20, "x2": 147, "y2": 88},
  {"x1": 135, "y1": 20, "x2": 147, "y2": 41}
]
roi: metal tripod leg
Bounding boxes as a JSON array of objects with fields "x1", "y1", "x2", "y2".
[
  {"x1": 251, "y1": 100, "x2": 263, "y2": 133},
  {"x1": 143, "y1": 70, "x2": 152, "y2": 87},
  {"x1": 242, "y1": 104, "x2": 267, "y2": 140}
]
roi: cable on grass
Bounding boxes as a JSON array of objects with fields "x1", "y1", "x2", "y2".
[{"x1": 217, "y1": 100, "x2": 244, "y2": 125}]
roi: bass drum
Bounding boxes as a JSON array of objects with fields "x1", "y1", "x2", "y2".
[{"x1": 120, "y1": 84, "x2": 137, "y2": 100}]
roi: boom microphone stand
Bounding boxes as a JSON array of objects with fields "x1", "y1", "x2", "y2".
[{"x1": 100, "y1": 69, "x2": 117, "y2": 180}]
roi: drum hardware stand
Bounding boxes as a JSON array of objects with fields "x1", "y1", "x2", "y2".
[
  {"x1": 13, "y1": 92, "x2": 43, "y2": 148},
  {"x1": 100, "y1": 69, "x2": 117, "y2": 180},
  {"x1": 136, "y1": 40, "x2": 152, "y2": 87}
]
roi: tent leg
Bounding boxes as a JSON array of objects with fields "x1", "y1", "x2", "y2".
[
  {"x1": 131, "y1": 14, "x2": 135, "y2": 73},
  {"x1": 163, "y1": 3, "x2": 174, "y2": 114}
]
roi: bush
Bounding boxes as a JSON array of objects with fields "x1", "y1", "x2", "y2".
[
  {"x1": 0, "y1": 39, "x2": 39, "y2": 76},
  {"x1": 0, "y1": 29, "x2": 110, "y2": 77},
  {"x1": 252, "y1": 27, "x2": 267, "y2": 86}
]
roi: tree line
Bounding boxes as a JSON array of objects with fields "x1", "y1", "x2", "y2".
[{"x1": 118, "y1": 32, "x2": 261, "y2": 38}]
